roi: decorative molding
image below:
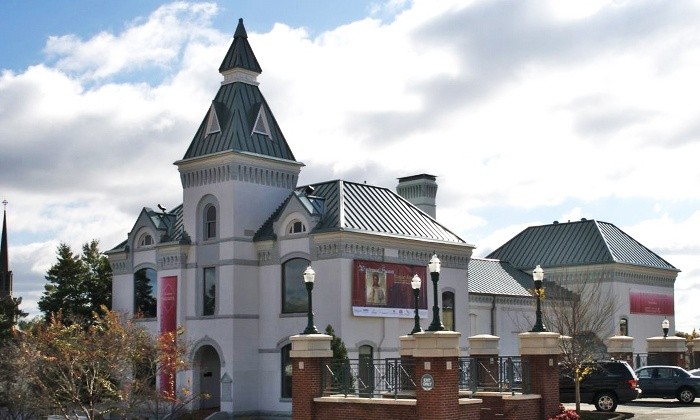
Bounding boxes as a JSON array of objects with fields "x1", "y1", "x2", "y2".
[{"x1": 181, "y1": 162, "x2": 298, "y2": 190}]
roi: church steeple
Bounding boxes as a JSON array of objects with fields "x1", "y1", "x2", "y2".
[
  {"x1": 219, "y1": 18, "x2": 262, "y2": 85},
  {"x1": 0, "y1": 201, "x2": 12, "y2": 298}
]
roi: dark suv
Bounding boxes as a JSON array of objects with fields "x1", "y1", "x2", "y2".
[{"x1": 560, "y1": 360, "x2": 640, "y2": 412}]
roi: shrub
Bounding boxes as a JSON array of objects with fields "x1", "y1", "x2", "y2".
[{"x1": 548, "y1": 404, "x2": 580, "y2": 420}]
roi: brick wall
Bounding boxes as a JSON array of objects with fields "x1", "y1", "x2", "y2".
[
  {"x1": 503, "y1": 397, "x2": 540, "y2": 420},
  {"x1": 522, "y1": 354, "x2": 559, "y2": 419},
  {"x1": 291, "y1": 358, "x2": 325, "y2": 420},
  {"x1": 414, "y1": 356, "x2": 460, "y2": 419},
  {"x1": 315, "y1": 400, "x2": 417, "y2": 420}
]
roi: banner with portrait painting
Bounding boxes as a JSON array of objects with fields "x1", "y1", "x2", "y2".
[{"x1": 351, "y1": 260, "x2": 428, "y2": 318}]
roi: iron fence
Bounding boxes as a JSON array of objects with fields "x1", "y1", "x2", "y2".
[
  {"x1": 458, "y1": 356, "x2": 528, "y2": 395},
  {"x1": 320, "y1": 358, "x2": 416, "y2": 399}
]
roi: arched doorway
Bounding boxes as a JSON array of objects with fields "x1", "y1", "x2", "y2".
[{"x1": 194, "y1": 345, "x2": 221, "y2": 409}]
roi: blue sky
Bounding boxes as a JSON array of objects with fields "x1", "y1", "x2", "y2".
[{"x1": 1, "y1": 0, "x2": 700, "y2": 333}]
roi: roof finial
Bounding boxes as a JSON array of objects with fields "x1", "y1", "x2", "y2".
[
  {"x1": 234, "y1": 18, "x2": 248, "y2": 39},
  {"x1": 1, "y1": 200, "x2": 6, "y2": 211}
]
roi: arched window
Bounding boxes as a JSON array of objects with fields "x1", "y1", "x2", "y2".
[
  {"x1": 134, "y1": 268, "x2": 157, "y2": 318},
  {"x1": 442, "y1": 291, "x2": 455, "y2": 331},
  {"x1": 204, "y1": 204, "x2": 217, "y2": 240},
  {"x1": 281, "y1": 344, "x2": 292, "y2": 398},
  {"x1": 138, "y1": 233, "x2": 154, "y2": 247},
  {"x1": 282, "y1": 258, "x2": 309, "y2": 313},
  {"x1": 287, "y1": 220, "x2": 306, "y2": 234}
]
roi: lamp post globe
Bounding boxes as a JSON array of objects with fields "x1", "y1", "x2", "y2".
[
  {"x1": 530, "y1": 264, "x2": 547, "y2": 332},
  {"x1": 410, "y1": 274, "x2": 422, "y2": 334},
  {"x1": 302, "y1": 266, "x2": 318, "y2": 334},
  {"x1": 427, "y1": 254, "x2": 445, "y2": 332},
  {"x1": 662, "y1": 318, "x2": 669, "y2": 338}
]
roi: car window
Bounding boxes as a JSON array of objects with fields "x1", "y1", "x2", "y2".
[{"x1": 637, "y1": 369, "x2": 652, "y2": 379}]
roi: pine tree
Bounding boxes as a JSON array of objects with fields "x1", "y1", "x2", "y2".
[
  {"x1": 38, "y1": 241, "x2": 112, "y2": 325},
  {"x1": 0, "y1": 296, "x2": 26, "y2": 342}
]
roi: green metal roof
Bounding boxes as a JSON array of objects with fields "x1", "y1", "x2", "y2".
[
  {"x1": 467, "y1": 258, "x2": 532, "y2": 296},
  {"x1": 486, "y1": 219, "x2": 678, "y2": 271},
  {"x1": 219, "y1": 18, "x2": 262, "y2": 74},
  {"x1": 182, "y1": 19, "x2": 294, "y2": 162},
  {"x1": 182, "y1": 83, "x2": 295, "y2": 160},
  {"x1": 109, "y1": 204, "x2": 186, "y2": 252},
  {"x1": 255, "y1": 180, "x2": 468, "y2": 244}
]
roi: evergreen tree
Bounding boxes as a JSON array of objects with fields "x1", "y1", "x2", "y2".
[
  {"x1": 0, "y1": 295, "x2": 26, "y2": 342},
  {"x1": 38, "y1": 241, "x2": 112, "y2": 324}
]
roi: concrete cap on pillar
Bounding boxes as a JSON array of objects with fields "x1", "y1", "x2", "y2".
[{"x1": 290, "y1": 334, "x2": 333, "y2": 358}]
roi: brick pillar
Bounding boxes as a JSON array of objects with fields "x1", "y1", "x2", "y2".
[
  {"x1": 290, "y1": 334, "x2": 332, "y2": 420},
  {"x1": 607, "y1": 335, "x2": 634, "y2": 366},
  {"x1": 403, "y1": 331, "x2": 461, "y2": 420},
  {"x1": 519, "y1": 332, "x2": 561, "y2": 420},
  {"x1": 647, "y1": 336, "x2": 687, "y2": 368},
  {"x1": 469, "y1": 334, "x2": 500, "y2": 390}
]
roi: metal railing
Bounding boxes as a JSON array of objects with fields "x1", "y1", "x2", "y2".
[
  {"x1": 320, "y1": 358, "x2": 416, "y2": 399},
  {"x1": 458, "y1": 356, "x2": 528, "y2": 395}
]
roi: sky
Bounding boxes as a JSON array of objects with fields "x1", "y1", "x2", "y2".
[{"x1": 1, "y1": 0, "x2": 699, "y2": 333}]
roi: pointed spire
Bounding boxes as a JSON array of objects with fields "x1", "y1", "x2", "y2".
[
  {"x1": 234, "y1": 17, "x2": 248, "y2": 38},
  {"x1": 219, "y1": 18, "x2": 262, "y2": 79},
  {"x1": 0, "y1": 201, "x2": 11, "y2": 298}
]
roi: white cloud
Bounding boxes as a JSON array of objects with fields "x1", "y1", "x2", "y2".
[{"x1": 2, "y1": 0, "x2": 700, "y2": 331}]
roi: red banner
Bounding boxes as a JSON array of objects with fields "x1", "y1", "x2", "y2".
[
  {"x1": 159, "y1": 276, "x2": 178, "y2": 397},
  {"x1": 352, "y1": 260, "x2": 428, "y2": 318},
  {"x1": 630, "y1": 291, "x2": 674, "y2": 315}
]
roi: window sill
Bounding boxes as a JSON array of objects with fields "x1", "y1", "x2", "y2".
[{"x1": 279, "y1": 313, "x2": 306, "y2": 318}]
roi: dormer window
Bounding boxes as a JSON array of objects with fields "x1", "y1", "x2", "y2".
[
  {"x1": 252, "y1": 106, "x2": 270, "y2": 137},
  {"x1": 138, "y1": 233, "x2": 154, "y2": 248},
  {"x1": 287, "y1": 220, "x2": 306, "y2": 235},
  {"x1": 205, "y1": 103, "x2": 221, "y2": 136}
]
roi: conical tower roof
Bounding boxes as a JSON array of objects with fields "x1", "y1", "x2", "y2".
[{"x1": 180, "y1": 18, "x2": 296, "y2": 162}]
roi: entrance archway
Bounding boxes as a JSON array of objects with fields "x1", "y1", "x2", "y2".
[{"x1": 194, "y1": 345, "x2": 221, "y2": 409}]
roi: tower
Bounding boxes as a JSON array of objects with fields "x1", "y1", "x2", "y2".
[{"x1": 0, "y1": 201, "x2": 12, "y2": 298}]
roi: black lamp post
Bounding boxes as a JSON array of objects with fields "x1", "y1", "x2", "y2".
[
  {"x1": 410, "y1": 274, "x2": 422, "y2": 334},
  {"x1": 662, "y1": 318, "x2": 669, "y2": 338},
  {"x1": 531, "y1": 264, "x2": 547, "y2": 332},
  {"x1": 302, "y1": 265, "x2": 318, "y2": 334},
  {"x1": 427, "y1": 254, "x2": 445, "y2": 332}
]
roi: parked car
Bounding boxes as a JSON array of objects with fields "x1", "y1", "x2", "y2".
[
  {"x1": 635, "y1": 365, "x2": 700, "y2": 403},
  {"x1": 688, "y1": 368, "x2": 700, "y2": 376},
  {"x1": 560, "y1": 360, "x2": 640, "y2": 412}
]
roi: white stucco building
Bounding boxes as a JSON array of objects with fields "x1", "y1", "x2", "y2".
[
  {"x1": 107, "y1": 18, "x2": 679, "y2": 418},
  {"x1": 107, "y1": 19, "x2": 474, "y2": 417}
]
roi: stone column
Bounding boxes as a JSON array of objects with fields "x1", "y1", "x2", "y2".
[
  {"x1": 469, "y1": 334, "x2": 500, "y2": 390},
  {"x1": 519, "y1": 332, "x2": 561, "y2": 420},
  {"x1": 607, "y1": 335, "x2": 634, "y2": 366},
  {"x1": 290, "y1": 334, "x2": 332, "y2": 420},
  {"x1": 647, "y1": 336, "x2": 687, "y2": 368},
  {"x1": 403, "y1": 331, "x2": 461, "y2": 420}
]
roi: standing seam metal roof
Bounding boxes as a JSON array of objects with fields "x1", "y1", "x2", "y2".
[
  {"x1": 303, "y1": 180, "x2": 465, "y2": 243},
  {"x1": 183, "y1": 81, "x2": 295, "y2": 161},
  {"x1": 486, "y1": 219, "x2": 677, "y2": 271},
  {"x1": 254, "y1": 180, "x2": 467, "y2": 244},
  {"x1": 467, "y1": 258, "x2": 532, "y2": 296}
]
